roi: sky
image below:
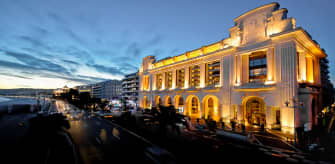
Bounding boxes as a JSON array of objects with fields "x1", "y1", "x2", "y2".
[{"x1": 0, "y1": 0, "x2": 334, "y2": 89}]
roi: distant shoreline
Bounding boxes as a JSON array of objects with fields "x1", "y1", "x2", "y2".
[{"x1": 0, "y1": 96, "x2": 11, "y2": 103}]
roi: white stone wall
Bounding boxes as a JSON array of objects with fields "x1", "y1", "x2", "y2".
[{"x1": 138, "y1": 3, "x2": 324, "y2": 134}]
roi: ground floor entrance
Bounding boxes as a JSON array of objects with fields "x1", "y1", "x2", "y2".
[{"x1": 243, "y1": 97, "x2": 266, "y2": 127}]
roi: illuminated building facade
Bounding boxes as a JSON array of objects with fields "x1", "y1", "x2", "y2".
[{"x1": 138, "y1": 3, "x2": 326, "y2": 134}]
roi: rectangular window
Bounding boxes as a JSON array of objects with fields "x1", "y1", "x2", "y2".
[
  {"x1": 189, "y1": 65, "x2": 200, "y2": 88},
  {"x1": 156, "y1": 74, "x2": 162, "y2": 89},
  {"x1": 165, "y1": 71, "x2": 172, "y2": 89},
  {"x1": 176, "y1": 68, "x2": 185, "y2": 88},
  {"x1": 249, "y1": 52, "x2": 267, "y2": 83},
  {"x1": 206, "y1": 61, "x2": 220, "y2": 87},
  {"x1": 143, "y1": 75, "x2": 150, "y2": 90}
]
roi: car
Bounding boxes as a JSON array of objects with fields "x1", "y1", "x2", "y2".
[
  {"x1": 112, "y1": 108, "x2": 121, "y2": 112},
  {"x1": 95, "y1": 110, "x2": 105, "y2": 117},
  {"x1": 102, "y1": 111, "x2": 114, "y2": 119}
]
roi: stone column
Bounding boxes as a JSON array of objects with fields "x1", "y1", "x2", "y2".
[
  {"x1": 172, "y1": 69, "x2": 176, "y2": 89},
  {"x1": 278, "y1": 41, "x2": 298, "y2": 133},
  {"x1": 267, "y1": 48, "x2": 275, "y2": 82},
  {"x1": 152, "y1": 73, "x2": 156, "y2": 90},
  {"x1": 162, "y1": 72, "x2": 166, "y2": 90},
  {"x1": 185, "y1": 66, "x2": 189, "y2": 88},
  {"x1": 235, "y1": 55, "x2": 242, "y2": 85},
  {"x1": 200, "y1": 62, "x2": 206, "y2": 88},
  {"x1": 220, "y1": 57, "x2": 224, "y2": 87},
  {"x1": 298, "y1": 52, "x2": 307, "y2": 82},
  {"x1": 313, "y1": 56, "x2": 321, "y2": 85},
  {"x1": 306, "y1": 55, "x2": 314, "y2": 83},
  {"x1": 241, "y1": 54, "x2": 249, "y2": 83},
  {"x1": 222, "y1": 55, "x2": 232, "y2": 121}
]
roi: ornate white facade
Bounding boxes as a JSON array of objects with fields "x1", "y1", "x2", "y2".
[{"x1": 138, "y1": 3, "x2": 326, "y2": 134}]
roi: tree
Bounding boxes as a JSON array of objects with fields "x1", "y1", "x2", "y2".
[
  {"x1": 79, "y1": 92, "x2": 91, "y2": 110},
  {"x1": 320, "y1": 57, "x2": 335, "y2": 108}
]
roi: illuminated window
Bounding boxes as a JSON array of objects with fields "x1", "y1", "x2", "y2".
[
  {"x1": 191, "y1": 97, "x2": 199, "y2": 114},
  {"x1": 156, "y1": 74, "x2": 163, "y2": 89},
  {"x1": 178, "y1": 97, "x2": 184, "y2": 113},
  {"x1": 206, "y1": 61, "x2": 220, "y2": 87},
  {"x1": 143, "y1": 75, "x2": 150, "y2": 90},
  {"x1": 176, "y1": 69, "x2": 185, "y2": 88},
  {"x1": 166, "y1": 97, "x2": 172, "y2": 106},
  {"x1": 249, "y1": 52, "x2": 267, "y2": 82},
  {"x1": 276, "y1": 110, "x2": 280, "y2": 124},
  {"x1": 165, "y1": 71, "x2": 172, "y2": 89},
  {"x1": 208, "y1": 98, "x2": 214, "y2": 118},
  {"x1": 189, "y1": 65, "x2": 200, "y2": 88}
]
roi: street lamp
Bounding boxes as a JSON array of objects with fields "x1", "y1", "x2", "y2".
[{"x1": 285, "y1": 96, "x2": 304, "y2": 145}]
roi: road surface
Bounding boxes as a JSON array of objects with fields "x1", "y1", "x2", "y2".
[{"x1": 54, "y1": 100, "x2": 174, "y2": 164}]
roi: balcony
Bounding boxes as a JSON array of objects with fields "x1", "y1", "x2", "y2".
[
  {"x1": 233, "y1": 81, "x2": 276, "y2": 91},
  {"x1": 208, "y1": 62, "x2": 220, "y2": 67}
]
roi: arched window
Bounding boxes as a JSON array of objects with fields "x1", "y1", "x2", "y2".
[
  {"x1": 167, "y1": 97, "x2": 172, "y2": 106},
  {"x1": 179, "y1": 97, "x2": 184, "y2": 106},
  {"x1": 191, "y1": 97, "x2": 199, "y2": 114},
  {"x1": 208, "y1": 98, "x2": 214, "y2": 109},
  {"x1": 208, "y1": 97, "x2": 214, "y2": 118},
  {"x1": 143, "y1": 96, "x2": 147, "y2": 108}
]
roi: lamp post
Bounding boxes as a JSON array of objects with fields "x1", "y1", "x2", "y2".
[{"x1": 285, "y1": 96, "x2": 304, "y2": 145}]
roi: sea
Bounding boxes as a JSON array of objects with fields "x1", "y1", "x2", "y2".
[{"x1": 0, "y1": 97, "x2": 11, "y2": 103}]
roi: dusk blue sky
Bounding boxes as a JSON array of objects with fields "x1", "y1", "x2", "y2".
[{"x1": 0, "y1": 0, "x2": 334, "y2": 88}]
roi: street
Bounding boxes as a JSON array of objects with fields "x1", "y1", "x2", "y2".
[
  {"x1": 54, "y1": 100, "x2": 175, "y2": 164},
  {"x1": 0, "y1": 100, "x2": 332, "y2": 164}
]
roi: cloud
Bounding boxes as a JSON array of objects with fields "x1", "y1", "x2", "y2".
[
  {"x1": 0, "y1": 72, "x2": 32, "y2": 79},
  {"x1": 17, "y1": 35, "x2": 51, "y2": 51},
  {"x1": 2, "y1": 50, "x2": 70, "y2": 74},
  {"x1": 0, "y1": 52, "x2": 105, "y2": 85},
  {"x1": 126, "y1": 42, "x2": 141, "y2": 57},
  {"x1": 124, "y1": 34, "x2": 164, "y2": 58},
  {"x1": 18, "y1": 67, "x2": 106, "y2": 84},
  {"x1": 61, "y1": 59, "x2": 80, "y2": 66},
  {"x1": 87, "y1": 63, "x2": 125, "y2": 76},
  {"x1": 0, "y1": 60, "x2": 36, "y2": 71},
  {"x1": 145, "y1": 35, "x2": 163, "y2": 47}
]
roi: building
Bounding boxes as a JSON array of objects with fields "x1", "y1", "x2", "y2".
[
  {"x1": 53, "y1": 85, "x2": 70, "y2": 97},
  {"x1": 77, "y1": 85, "x2": 93, "y2": 97},
  {"x1": 122, "y1": 72, "x2": 140, "y2": 106},
  {"x1": 92, "y1": 80, "x2": 122, "y2": 100},
  {"x1": 138, "y1": 3, "x2": 327, "y2": 135}
]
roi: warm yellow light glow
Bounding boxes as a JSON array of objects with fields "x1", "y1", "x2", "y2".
[
  {"x1": 267, "y1": 27, "x2": 282, "y2": 37},
  {"x1": 142, "y1": 75, "x2": 150, "y2": 91},
  {"x1": 163, "y1": 58, "x2": 174, "y2": 65},
  {"x1": 174, "y1": 54, "x2": 187, "y2": 62},
  {"x1": 189, "y1": 49, "x2": 202, "y2": 58},
  {"x1": 233, "y1": 87, "x2": 276, "y2": 92},
  {"x1": 264, "y1": 80, "x2": 275, "y2": 85},
  {"x1": 306, "y1": 56, "x2": 314, "y2": 83},
  {"x1": 234, "y1": 82, "x2": 241, "y2": 86},
  {"x1": 281, "y1": 126, "x2": 294, "y2": 135},
  {"x1": 154, "y1": 62, "x2": 164, "y2": 68},
  {"x1": 204, "y1": 42, "x2": 222, "y2": 54},
  {"x1": 139, "y1": 66, "x2": 144, "y2": 72},
  {"x1": 230, "y1": 37, "x2": 240, "y2": 47}
]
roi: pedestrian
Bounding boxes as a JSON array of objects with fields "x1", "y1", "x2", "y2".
[
  {"x1": 158, "y1": 106, "x2": 168, "y2": 136},
  {"x1": 231, "y1": 120, "x2": 235, "y2": 132},
  {"x1": 185, "y1": 116, "x2": 195, "y2": 131},
  {"x1": 169, "y1": 106, "x2": 180, "y2": 135},
  {"x1": 241, "y1": 123, "x2": 245, "y2": 133}
]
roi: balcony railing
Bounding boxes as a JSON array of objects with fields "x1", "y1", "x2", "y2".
[{"x1": 234, "y1": 81, "x2": 276, "y2": 89}]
